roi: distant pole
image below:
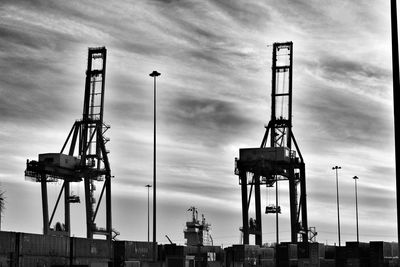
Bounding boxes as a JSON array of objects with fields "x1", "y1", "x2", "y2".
[
  {"x1": 332, "y1": 166, "x2": 341, "y2": 246},
  {"x1": 276, "y1": 175, "x2": 279, "y2": 245},
  {"x1": 352, "y1": 176, "x2": 359, "y2": 242},
  {"x1": 149, "y1": 70, "x2": 160, "y2": 262},
  {"x1": 0, "y1": 192, "x2": 3, "y2": 231},
  {"x1": 145, "y1": 184, "x2": 152, "y2": 243},
  {"x1": 390, "y1": 0, "x2": 400, "y2": 255}
]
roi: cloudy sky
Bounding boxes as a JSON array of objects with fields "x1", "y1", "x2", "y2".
[{"x1": 0, "y1": 0, "x2": 396, "y2": 246}]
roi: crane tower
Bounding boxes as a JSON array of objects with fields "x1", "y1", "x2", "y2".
[
  {"x1": 25, "y1": 47, "x2": 113, "y2": 241},
  {"x1": 235, "y1": 42, "x2": 308, "y2": 245}
]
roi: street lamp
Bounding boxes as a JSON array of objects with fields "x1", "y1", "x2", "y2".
[
  {"x1": 353, "y1": 176, "x2": 359, "y2": 242},
  {"x1": 149, "y1": 70, "x2": 160, "y2": 261},
  {"x1": 332, "y1": 166, "x2": 341, "y2": 246},
  {"x1": 145, "y1": 184, "x2": 152, "y2": 243}
]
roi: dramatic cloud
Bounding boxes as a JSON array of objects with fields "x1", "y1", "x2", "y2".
[{"x1": 0, "y1": 0, "x2": 395, "y2": 246}]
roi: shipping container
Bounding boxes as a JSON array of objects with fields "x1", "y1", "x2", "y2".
[
  {"x1": 72, "y1": 257, "x2": 110, "y2": 266},
  {"x1": 0, "y1": 231, "x2": 16, "y2": 255},
  {"x1": 224, "y1": 245, "x2": 259, "y2": 267},
  {"x1": 298, "y1": 243, "x2": 324, "y2": 261},
  {"x1": 141, "y1": 262, "x2": 163, "y2": 267},
  {"x1": 345, "y1": 242, "x2": 369, "y2": 259},
  {"x1": 369, "y1": 241, "x2": 393, "y2": 267},
  {"x1": 324, "y1": 246, "x2": 335, "y2": 260},
  {"x1": 277, "y1": 259, "x2": 297, "y2": 267},
  {"x1": 391, "y1": 243, "x2": 398, "y2": 257},
  {"x1": 346, "y1": 258, "x2": 360, "y2": 267},
  {"x1": 297, "y1": 243, "x2": 324, "y2": 266},
  {"x1": 259, "y1": 247, "x2": 274, "y2": 259},
  {"x1": 259, "y1": 258, "x2": 274, "y2": 267},
  {"x1": 124, "y1": 261, "x2": 140, "y2": 267},
  {"x1": 18, "y1": 255, "x2": 68, "y2": 267},
  {"x1": 164, "y1": 244, "x2": 185, "y2": 257},
  {"x1": 18, "y1": 232, "x2": 69, "y2": 257},
  {"x1": 297, "y1": 243, "x2": 308, "y2": 259},
  {"x1": 71, "y1": 237, "x2": 111, "y2": 259},
  {"x1": 114, "y1": 240, "x2": 154, "y2": 265},
  {"x1": 234, "y1": 244, "x2": 259, "y2": 263},
  {"x1": 224, "y1": 246, "x2": 235, "y2": 267},
  {"x1": 319, "y1": 259, "x2": 335, "y2": 267},
  {"x1": 0, "y1": 255, "x2": 12, "y2": 267},
  {"x1": 386, "y1": 258, "x2": 399, "y2": 267},
  {"x1": 297, "y1": 258, "x2": 309, "y2": 267},
  {"x1": 334, "y1": 247, "x2": 346, "y2": 267},
  {"x1": 277, "y1": 243, "x2": 297, "y2": 260},
  {"x1": 310, "y1": 243, "x2": 325, "y2": 261},
  {"x1": 166, "y1": 256, "x2": 185, "y2": 267}
]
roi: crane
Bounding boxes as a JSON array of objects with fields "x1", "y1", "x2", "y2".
[
  {"x1": 25, "y1": 47, "x2": 113, "y2": 241},
  {"x1": 235, "y1": 42, "x2": 308, "y2": 245}
]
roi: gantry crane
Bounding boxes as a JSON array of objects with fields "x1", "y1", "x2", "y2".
[
  {"x1": 25, "y1": 47, "x2": 113, "y2": 241},
  {"x1": 235, "y1": 42, "x2": 308, "y2": 245}
]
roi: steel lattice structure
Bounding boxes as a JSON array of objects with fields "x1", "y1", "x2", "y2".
[
  {"x1": 25, "y1": 47, "x2": 113, "y2": 241},
  {"x1": 235, "y1": 42, "x2": 308, "y2": 245}
]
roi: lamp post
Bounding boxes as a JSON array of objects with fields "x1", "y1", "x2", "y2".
[
  {"x1": 353, "y1": 176, "x2": 359, "y2": 242},
  {"x1": 332, "y1": 166, "x2": 341, "y2": 246},
  {"x1": 145, "y1": 184, "x2": 152, "y2": 243},
  {"x1": 390, "y1": 0, "x2": 400, "y2": 256},
  {"x1": 149, "y1": 70, "x2": 160, "y2": 261}
]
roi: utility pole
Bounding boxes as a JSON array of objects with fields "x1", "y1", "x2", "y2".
[
  {"x1": 145, "y1": 184, "x2": 152, "y2": 243},
  {"x1": 0, "y1": 191, "x2": 4, "y2": 231},
  {"x1": 276, "y1": 175, "x2": 279, "y2": 245},
  {"x1": 149, "y1": 70, "x2": 160, "y2": 262},
  {"x1": 332, "y1": 166, "x2": 341, "y2": 246},
  {"x1": 353, "y1": 176, "x2": 359, "y2": 242},
  {"x1": 390, "y1": 0, "x2": 400, "y2": 255}
]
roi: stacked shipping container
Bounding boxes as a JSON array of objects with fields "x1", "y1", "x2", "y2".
[
  {"x1": 71, "y1": 237, "x2": 111, "y2": 266},
  {"x1": 1, "y1": 230, "x2": 400, "y2": 266},
  {"x1": 18, "y1": 233, "x2": 70, "y2": 266}
]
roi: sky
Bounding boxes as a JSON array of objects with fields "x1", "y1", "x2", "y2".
[{"x1": 0, "y1": 0, "x2": 397, "y2": 247}]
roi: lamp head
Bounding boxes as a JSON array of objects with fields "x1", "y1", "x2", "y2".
[{"x1": 149, "y1": 71, "x2": 161, "y2": 77}]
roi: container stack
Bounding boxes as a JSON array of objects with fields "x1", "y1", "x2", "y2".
[
  {"x1": 114, "y1": 241, "x2": 154, "y2": 266},
  {"x1": 259, "y1": 247, "x2": 275, "y2": 267},
  {"x1": 70, "y1": 237, "x2": 112, "y2": 266},
  {"x1": 162, "y1": 244, "x2": 185, "y2": 267},
  {"x1": 297, "y1": 242, "x2": 325, "y2": 267},
  {"x1": 0, "y1": 231, "x2": 16, "y2": 266},
  {"x1": 370, "y1": 241, "x2": 399, "y2": 267},
  {"x1": 17, "y1": 232, "x2": 70, "y2": 266},
  {"x1": 345, "y1": 242, "x2": 369, "y2": 267},
  {"x1": 224, "y1": 244, "x2": 260, "y2": 267},
  {"x1": 276, "y1": 243, "x2": 297, "y2": 267}
]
